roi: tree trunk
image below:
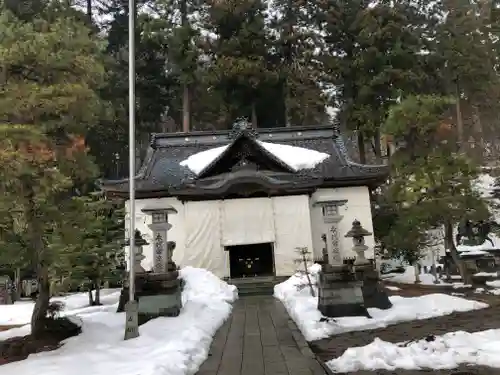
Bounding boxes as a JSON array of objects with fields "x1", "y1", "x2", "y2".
[
  {"x1": 455, "y1": 80, "x2": 464, "y2": 150},
  {"x1": 182, "y1": 84, "x2": 190, "y2": 132},
  {"x1": 373, "y1": 129, "x2": 382, "y2": 163},
  {"x1": 251, "y1": 102, "x2": 258, "y2": 128},
  {"x1": 444, "y1": 220, "x2": 472, "y2": 284},
  {"x1": 284, "y1": 84, "x2": 291, "y2": 127},
  {"x1": 471, "y1": 104, "x2": 485, "y2": 160},
  {"x1": 357, "y1": 130, "x2": 367, "y2": 164},
  {"x1": 95, "y1": 281, "x2": 101, "y2": 305},
  {"x1": 180, "y1": 0, "x2": 190, "y2": 132},
  {"x1": 26, "y1": 181, "x2": 51, "y2": 339},
  {"x1": 88, "y1": 289, "x2": 94, "y2": 306},
  {"x1": 86, "y1": 0, "x2": 92, "y2": 23},
  {"x1": 413, "y1": 264, "x2": 421, "y2": 283},
  {"x1": 31, "y1": 265, "x2": 50, "y2": 339}
]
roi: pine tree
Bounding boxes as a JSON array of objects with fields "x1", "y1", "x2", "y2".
[
  {"x1": 57, "y1": 193, "x2": 125, "y2": 306},
  {"x1": 0, "y1": 8, "x2": 105, "y2": 337}
]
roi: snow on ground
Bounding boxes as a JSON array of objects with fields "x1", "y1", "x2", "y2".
[
  {"x1": 381, "y1": 267, "x2": 471, "y2": 289},
  {"x1": 0, "y1": 267, "x2": 238, "y2": 375},
  {"x1": 274, "y1": 265, "x2": 487, "y2": 342},
  {"x1": 475, "y1": 287, "x2": 500, "y2": 296},
  {"x1": 327, "y1": 329, "x2": 500, "y2": 373},
  {"x1": 487, "y1": 280, "x2": 500, "y2": 288},
  {"x1": 0, "y1": 289, "x2": 121, "y2": 326},
  {"x1": 179, "y1": 141, "x2": 329, "y2": 174}
]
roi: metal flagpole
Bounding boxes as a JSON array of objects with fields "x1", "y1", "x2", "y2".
[{"x1": 124, "y1": 0, "x2": 139, "y2": 341}]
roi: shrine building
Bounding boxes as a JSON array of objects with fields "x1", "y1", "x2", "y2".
[{"x1": 101, "y1": 123, "x2": 388, "y2": 279}]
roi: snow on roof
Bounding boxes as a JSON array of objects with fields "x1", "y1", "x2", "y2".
[{"x1": 179, "y1": 141, "x2": 330, "y2": 175}]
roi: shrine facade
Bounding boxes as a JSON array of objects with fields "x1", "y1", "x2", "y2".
[{"x1": 102, "y1": 124, "x2": 388, "y2": 279}]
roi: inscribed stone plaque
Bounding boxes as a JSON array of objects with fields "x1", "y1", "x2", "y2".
[
  {"x1": 138, "y1": 294, "x2": 181, "y2": 315},
  {"x1": 153, "y1": 232, "x2": 167, "y2": 273}
]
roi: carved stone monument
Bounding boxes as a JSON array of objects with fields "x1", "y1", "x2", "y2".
[
  {"x1": 345, "y1": 220, "x2": 392, "y2": 310},
  {"x1": 317, "y1": 200, "x2": 347, "y2": 264},
  {"x1": 136, "y1": 205, "x2": 182, "y2": 323},
  {"x1": 316, "y1": 208, "x2": 370, "y2": 318},
  {"x1": 142, "y1": 205, "x2": 178, "y2": 273}
]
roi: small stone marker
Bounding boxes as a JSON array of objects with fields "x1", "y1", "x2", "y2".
[
  {"x1": 0, "y1": 276, "x2": 12, "y2": 305},
  {"x1": 124, "y1": 300, "x2": 139, "y2": 340}
]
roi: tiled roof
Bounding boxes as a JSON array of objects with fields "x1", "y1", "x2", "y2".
[{"x1": 102, "y1": 125, "x2": 388, "y2": 197}]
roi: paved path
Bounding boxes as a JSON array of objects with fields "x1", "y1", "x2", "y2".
[{"x1": 197, "y1": 296, "x2": 327, "y2": 375}]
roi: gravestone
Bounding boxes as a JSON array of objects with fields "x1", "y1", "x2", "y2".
[{"x1": 0, "y1": 276, "x2": 13, "y2": 305}]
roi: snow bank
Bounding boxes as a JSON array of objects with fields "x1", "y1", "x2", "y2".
[
  {"x1": 0, "y1": 267, "x2": 238, "y2": 375},
  {"x1": 274, "y1": 266, "x2": 487, "y2": 341},
  {"x1": 327, "y1": 329, "x2": 500, "y2": 372},
  {"x1": 179, "y1": 141, "x2": 329, "y2": 174},
  {"x1": 0, "y1": 288, "x2": 121, "y2": 326}
]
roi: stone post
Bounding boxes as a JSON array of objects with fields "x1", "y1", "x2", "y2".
[
  {"x1": 317, "y1": 200, "x2": 347, "y2": 265},
  {"x1": 141, "y1": 205, "x2": 178, "y2": 274}
]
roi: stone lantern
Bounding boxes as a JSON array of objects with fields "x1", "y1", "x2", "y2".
[
  {"x1": 345, "y1": 219, "x2": 392, "y2": 310},
  {"x1": 141, "y1": 205, "x2": 178, "y2": 274},
  {"x1": 345, "y1": 219, "x2": 372, "y2": 265},
  {"x1": 124, "y1": 229, "x2": 147, "y2": 273}
]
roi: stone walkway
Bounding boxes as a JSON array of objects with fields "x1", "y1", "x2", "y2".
[{"x1": 197, "y1": 296, "x2": 327, "y2": 375}]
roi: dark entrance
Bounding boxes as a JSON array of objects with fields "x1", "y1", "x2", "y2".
[{"x1": 227, "y1": 243, "x2": 275, "y2": 278}]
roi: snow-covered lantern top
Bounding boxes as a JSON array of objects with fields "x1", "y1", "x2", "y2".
[{"x1": 345, "y1": 220, "x2": 372, "y2": 264}]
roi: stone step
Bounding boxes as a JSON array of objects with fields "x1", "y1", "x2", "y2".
[{"x1": 229, "y1": 276, "x2": 289, "y2": 296}]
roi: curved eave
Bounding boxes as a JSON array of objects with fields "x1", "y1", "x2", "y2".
[{"x1": 103, "y1": 173, "x2": 388, "y2": 200}]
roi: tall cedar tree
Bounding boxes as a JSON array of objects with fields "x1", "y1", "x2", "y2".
[
  {"x1": 317, "y1": 0, "x2": 434, "y2": 162},
  {"x1": 269, "y1": 0, "x2": 328, "y2": 126},
  {"x1": 434, "y1": 0, "x2": 500, "y2": 157},
  {"x1": 0, "y1": 8, "x2": 105, "y2": 337},
  {"x1": 204, "y1": 0, "x2": 278, "y2": 128}
]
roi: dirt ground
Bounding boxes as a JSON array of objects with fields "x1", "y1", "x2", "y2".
[{"x1": 310, "y1": 281, "x2": 500, "y2": 375}]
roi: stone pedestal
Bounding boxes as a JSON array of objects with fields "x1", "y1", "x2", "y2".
[
  {"x1": 317, "y1": 265, "x2": 370, "y2": 318},
  {"x1": 135, "y1": 272, "x2": 182, "y2": 324},
  {"x1": 117, "y1": 206, "x2": 182, "y2": 322},
  {"x1": 117, "y1": 272, "x2": 183, "y2": 323},
  {"x1": 354, "y1": 263, "x2": 392, "y2": 310}
]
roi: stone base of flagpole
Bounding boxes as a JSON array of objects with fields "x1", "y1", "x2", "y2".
[{"x1": 124, "y1": 300, "x2": 139, "y2": 340}]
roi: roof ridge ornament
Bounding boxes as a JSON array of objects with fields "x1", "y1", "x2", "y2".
[{"x1": 228, "y1": 117, "x2": 258, "y2": 139}]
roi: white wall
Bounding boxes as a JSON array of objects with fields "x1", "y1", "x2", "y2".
[
  {"x1": 309, "y1": 187, "x2": 375, "y2": 260},
  {"x1": 125, "y1": 194, "x2": 314, "y2": 277}
]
